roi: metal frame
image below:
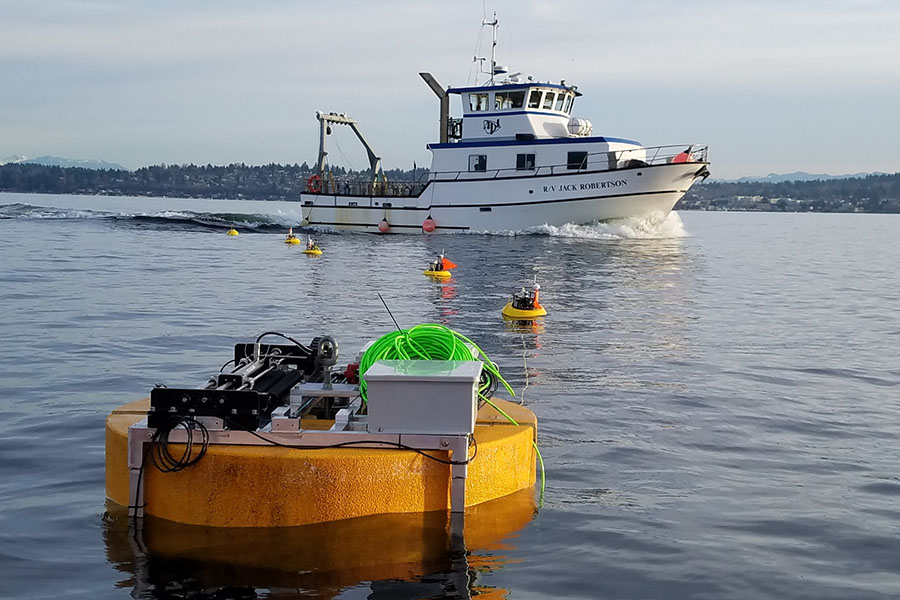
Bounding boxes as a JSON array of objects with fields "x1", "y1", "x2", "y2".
[
  {"x1": 127, "y1": 413, "x2": 470, "y2": 520},
  {"x1": 315, "y1": 111, "x2": 385, "y2": 186}
]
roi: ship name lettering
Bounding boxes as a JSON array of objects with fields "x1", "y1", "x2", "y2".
[
  {"x1": 580, "y1": 179, "x2": 628, "y2": 190},
  {"x1": 543, "y1": 179, "x2": 628, "y2": 194}
]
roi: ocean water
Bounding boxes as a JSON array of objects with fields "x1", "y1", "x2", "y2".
[{"x1": 1, "y1": 191, "x2": 898, "y2": 599}]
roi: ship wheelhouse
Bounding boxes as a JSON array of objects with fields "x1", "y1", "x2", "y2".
[
  {"x1": 452, "y1": 82, "x2": 581, "y2": 141},
  {"x1": 426, "y1": 81, "x2": 647, "y2": 181}
]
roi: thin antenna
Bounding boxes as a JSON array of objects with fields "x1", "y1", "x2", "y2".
[
  {"x1": 485, "y1": 11, "x2": 498, "y2": 85},
  {"x1": 377, "y1": 292, "x2": 402, "y2": 332}
]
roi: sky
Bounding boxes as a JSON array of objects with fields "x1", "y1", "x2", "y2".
[{"x1": 1, "y1": 0, "x2": 898, "y2": 180}]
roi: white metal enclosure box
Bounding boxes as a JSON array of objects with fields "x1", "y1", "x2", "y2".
[{"x1": 364, "y1": 360, "x2": 483, "y2": 435}]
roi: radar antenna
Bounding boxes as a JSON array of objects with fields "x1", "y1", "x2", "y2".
[{"x1": 473, "y1": 12, "x2": 500, "y2": 85}]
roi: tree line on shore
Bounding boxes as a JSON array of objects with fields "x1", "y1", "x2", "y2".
[
  {"x1": 681, "y1": 173, "x2": 900, "y2": 213},
  {"x1": 1, "y1": 162, "x2": 897, "y2": 212}
]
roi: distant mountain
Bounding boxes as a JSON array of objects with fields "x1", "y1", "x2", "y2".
[
  {"x1": 0, "y1": 154, "x2": 126, "y2": 171},
  {"x1": 718, "y1": 171, "x2": 889, "y2": 184}
]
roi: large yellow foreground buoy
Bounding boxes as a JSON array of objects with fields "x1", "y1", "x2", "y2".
[{"x1": 106, "y1": 398, "x2": 536, "y2": 528}]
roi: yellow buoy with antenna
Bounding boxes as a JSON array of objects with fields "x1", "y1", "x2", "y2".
[
  {"x1": 302, "y1": 236, "x2": 323, "y2": 255},
  {"x1": 502, "y1": 280, "x2": 547, "y2": 319},
  {"x1": 284, "y1": 227, "x2": 301, "y2": 244},
  {"x1": 423, "y1": 253, "x2": 456, "y2": 278},
  {"x1": 226, "y1": 228, "x2": 239, "y2": 236}
]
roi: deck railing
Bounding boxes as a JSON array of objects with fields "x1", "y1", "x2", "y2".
[
  {"x1": 305, "y1": 144, "x2": 708, "y2": 198},
  {"x1": 315, "y1": 178, "x2": 429, "y2": 197},
  {"x1": 428, "y1": 144, "x2": 709, "y2": 182}
]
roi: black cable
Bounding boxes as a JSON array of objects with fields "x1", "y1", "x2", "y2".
[
  {"x1": 218, "y1": 358, "x2": 236, "y2": 373},
  {"x1": 254, "y1": 331, "x2": 313, "y2": 355},
  {"x1": 128, "y1": 410, "x2": 474, "y2": 534},
  {"x1": 129, "y1": 415, "x2": 209, "y2": 533},
  {"x1": 224, "y1": 417, "x2": 477, "y2": 466},
  {"x1": 478, "y1": 369, "x2": 499, "y2": 400},
  {"x1": 129, "y1": 442, "x2": 153, "y2": 534},
  {"x1": 151, "y1": 416, "x2": 209, "y2": 472}
]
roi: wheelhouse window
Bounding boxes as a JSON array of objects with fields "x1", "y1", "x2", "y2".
[
  {"x1": 542, "y1": 92, "x2": 556, "y2": 110},
  {"x1": 527, "y1": 90, "x2": 542, "y2": 109},
  {"x1": 517, "y1": 153, "x2": 536, "y2": 170},
  {"x1": 495, "y1": 91, "x2": 526, "y2": 110},
  {"x1": 508, "y1": 91, "x2": 525, "y2": 108},
  {"x1": 563, "y1": 94, "x2": 574, "y2": 114},
  {"x1": 554, "y1": 93, "x2": 565, "y2": 111},
  {"x1": 469, "y1": 93, "x2": 490, "y2": 112},
  {"x1": 567, "y1": 151, "x2": 588, "y2": 170},
  {"x1": 469, "y1": 154, "x2": 487, "y2": 172}
]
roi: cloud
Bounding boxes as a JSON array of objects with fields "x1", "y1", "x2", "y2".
[{"x1": 1, "y1": 0, "x2": 898, "y2": 176}]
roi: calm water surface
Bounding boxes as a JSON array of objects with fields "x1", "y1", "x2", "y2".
[{"x1": 0, "y1": 192, "x2": 898, "y2": 599}]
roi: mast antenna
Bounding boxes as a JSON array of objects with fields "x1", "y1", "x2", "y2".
[{"x1": 484, "y1": 12, "x2": 498, "y2": 85}]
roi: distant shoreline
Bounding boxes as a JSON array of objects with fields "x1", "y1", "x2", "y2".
[{"x1": 1, "y1": 163, "x2": 898, "y2": 214}]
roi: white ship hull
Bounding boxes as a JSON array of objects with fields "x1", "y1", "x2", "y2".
[{"x1": 300, "y1": 162, "x2": 706, "y2": 233}]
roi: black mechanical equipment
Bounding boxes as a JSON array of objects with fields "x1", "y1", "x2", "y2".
[{"x1": 148, "y1": 337, "x2": 339, "y2": 429}]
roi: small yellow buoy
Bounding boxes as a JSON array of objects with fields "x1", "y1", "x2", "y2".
[
  {"x1": 424, "y1": 254, "x2": 456, "y2": 279},
  {"x1": 501, "y1": 282, "x2": 547, "y2": 320},
  {"x1": 285, "y1": 226, "x2": 301, "y2": 244},
  {"x1": 302, "y1": 237, "x2": 322, "y2": 255},
  {"x1": 226, "y1": 228, "x2": 239, "y2": 236}
]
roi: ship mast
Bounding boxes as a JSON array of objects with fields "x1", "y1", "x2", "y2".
[
  {"x1": 474, "y1": 13, "x2": 500, "y2": 85},
  {"x1": 485, "y1": 12, "x2": 498, "y2": 85}
]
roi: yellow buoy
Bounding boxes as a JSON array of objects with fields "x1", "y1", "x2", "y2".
[
  {"x1": 303, "y1": 237, "x2": 322, "y2": 255},
  {"x1": 285, "y1": 236, "x2": 301, "y2": 244},
  {"x1": 105, "y1": 398, "x2": 537, "y2": 528},
  {"x1": 226, "y1": 228, "x2": 239, "y2": 236},
  {"x1": 424, "y1": 254, "x2": 457, "y2": 279},
  {"x1": 423, "y1": 269, "x2": 451, "y2": 278},
  {"x1": 501, "y1": 302, "x2": 547, "y2": 319},
  {"x1": 501, "y1": 282, "x2": 547, "y2": 320}
]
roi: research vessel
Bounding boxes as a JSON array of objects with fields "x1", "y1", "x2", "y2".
[{"x1": 299, "y1": 15, "x2": 709, "y2": 234}]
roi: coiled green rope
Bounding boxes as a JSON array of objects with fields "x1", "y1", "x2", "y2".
[
  {"x1": 359, "y1": 323, "x2": 513, "y2": 403},
  {"x1": 358, "y1": 323, "x2": 545, "y2": 499}
]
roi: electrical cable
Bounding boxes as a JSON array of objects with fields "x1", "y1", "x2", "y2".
[
  {"x1": 479, "y1": 396, "x2": 546, "y2": 502},
  {"x1": 129, "y1": 415, "x2": 209, "y2": 532},
  {"x1": 255, "y1": 331, "x2": 313, "y2": 355},
  {"x1": 150, "y1": 415, "x2": 209, "y2": 473}
]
